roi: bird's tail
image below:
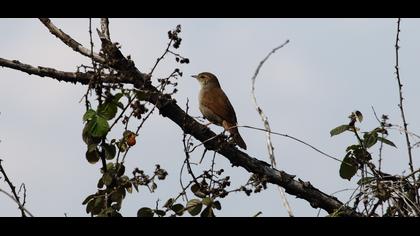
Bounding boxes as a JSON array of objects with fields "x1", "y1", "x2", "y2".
[
  {"x1": 232, "y1": 129, "x2": 247, "y2": 150},
  {"x1": 223, "y1": 121, "x2": 247, "y2": 150}
]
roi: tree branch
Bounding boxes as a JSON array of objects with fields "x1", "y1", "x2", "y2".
[
  {"x1": 394, "y1": 18, "x2": 418, "y2": 204},
  {"x1": 0, "y1": 160, "x2": 28, "y2": 217},
  {"x1": 0, "y1": 26, "x2": 362, "y2": 217},
  {"x1": 100, "y1": 18, "x2": 111, "y2": 40},
  {"x1": 39, "y1": 18, "x2": 106, "y2": 64},
  {"x1": 0, "y1": 57, "x2": 121, "y2": 85},
  {"x1": 0, "y1": 188, "x2": 34, "y2": 217}
]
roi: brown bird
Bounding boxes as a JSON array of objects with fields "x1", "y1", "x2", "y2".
[{"x1": 192, "y1": 72, "x2": 247, "y2": 150}]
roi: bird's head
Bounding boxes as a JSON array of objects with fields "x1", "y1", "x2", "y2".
[{"x1": 191, "y1": 72, "x2": 221, "y2": 88}]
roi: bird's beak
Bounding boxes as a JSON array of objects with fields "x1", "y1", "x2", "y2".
[{"x1": 191, "y1": 75, "x2": 198, "y2": 79}]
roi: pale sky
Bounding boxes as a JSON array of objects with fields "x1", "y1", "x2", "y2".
[{"x1": 1, "y1": 18, "x2": 420, "y2": 217}]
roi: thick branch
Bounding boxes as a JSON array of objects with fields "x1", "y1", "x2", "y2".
[
  {"x1": 39, "y1": 18, "x2": 106, "y2": 64},
  {"x1": 0, "y1": 57, "x2": 120, "y2": 85},
  {"x1": 141, "y1": 88, "x2": 361, "y2": 216},
  {"x1": 1, "y1": 32, "x2": 362, "y2": 217}
]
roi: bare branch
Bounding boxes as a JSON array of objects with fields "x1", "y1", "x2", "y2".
[
  {"x1": 250, "y1": 40, "x2": 292, "y2": 216},
  {"x1": 251, "y1": 39, "x2": 289, "y2": 167},
  {"x1": 1, "y1": 31, "x2": 360, "y2": 216},
  {"x1": 0, "y1": 160, "x2": 27, "y2": 217},
  {"x1": 0, "y1": 57, "x2": 90, "y2": 84},
  {"x1": 394, "y1": 18, "x2": 418, "y2": 204},
  {"x1": 0, "y1": 188, "x2": 34, "y2": 217},
  {"x1": 0, "y1": 57, "x2": 123, "y2": 85},
  {"x1": 39, "y1": 18, "x2": 106, "y2": 64}
]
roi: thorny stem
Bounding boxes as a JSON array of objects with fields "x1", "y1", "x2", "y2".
[
  {"x1": 0, "y1": 160, "x2": 27, "y2": 217},
  {"x1": 394, "y1": 18, "x2": 418, "y2": 204}
]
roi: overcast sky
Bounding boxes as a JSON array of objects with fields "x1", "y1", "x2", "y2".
[{"x1": 1, "y1": 18, "x2": 420, "y2": 217}]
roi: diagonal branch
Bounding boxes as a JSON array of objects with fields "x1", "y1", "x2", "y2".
[
  {"x1": 0, "y1": 188, "x2": 34, "y2": 217},
  {"x1": 1, "y1": 28, "x2": 361, "y2": 217},
  {"x1": 39, "y1": 18, "x2": 106, "y2": 64},
  {"x1": 0, "y1": 160, "x2": 28, "y2": 217}
]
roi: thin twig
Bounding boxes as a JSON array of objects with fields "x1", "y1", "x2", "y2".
[
  {"x1": 0, "y1": 160, "x2": 27, "y2": 217},
  {"x1": 241, "y1": 125, "x2": 341, "y2": 163},
  {"x1": 251, "y1": 40, "x2": 289, "y2": 167},
  {"x1": 394, "y1": 18, "x2": 418, "y2": 204},
  {"x1": 209, "y1": 152, "x2": 217, "y2": 189},
  {"x1": 149, "y1": 38, "x2": 173, "y2": 75},
  {"x1": 0, "y1": 188, "x2": 34, "y2": 217},
  {"x1": 371, "y1": 106, "x2": 385, "y2": 172},
  {"x1": 108, "y1": 95, "x2": 135, "y2": 131},
  {"x1": 18, "y1": 183, "x2": 27, "y2": 209},
  {"x1": 250, "y1": 40, "x2": 291, "y2": 217},
  {"x1": 181, "y1": 99, "x2": 199, "y2": 185}
]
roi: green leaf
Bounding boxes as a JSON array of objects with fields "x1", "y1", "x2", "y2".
[
  {"x1": 110, "y1": 189, "x2": 123, "y2": 203},
  {"x1": 354, "y1": 148, "x2": 372, "y2": 161},
  {"x1": 83, "y1": 109, "x2": 96, "y2": 122},
  {"x1": 377, "y1": 137, "x2": 397, "y2": 148},
  {"x1": 112, "y1": 93, "x2": 124, "y2": 103},
  {"x1": 155, "y1": 210, "x2": 166, "y2": 217},
  {"x1": 364, "y1": 131, "x2": 378, "y2": 148},
  {"x1": 357, "y1": 177, "x2": 376, "y2": 185},
  {"x1": 117, "y1": 141, "x2": 128, "y2": 152},
  {"x1": 82, "y1": 194, "x2": 96, "y2": 205},
  {"x1": 213, "y1": 201, "x2": 221, "y2": 210},
  {"x1": 191, "y1": 184, "x2": 206, "y2": 198},
  {"x1": 200, "y1": 206, "x2": 215, "y2": 217},
  {"x1": 103, "y1": 143, "x2": 116, "y2": 160},
  {"x1": 92, "y1": 197, "x2": 105, "y2": 215},
  {"x1": 186, "y1": 199, "x2": 202, "y2": 216},
  {"x1": 102, "y1": 172, "x2": 113, "y2": 186},
  {"x1": 106, "y1": 162, "x2": 115, "y2": 172},
  {"x1": 86, "y1": 145, "x2": 100, "y2": 164},
  {"x1": 97, "y1": 102, "x2": 118, "y2": 120},
  {"x1": 97, "y1": 178, "x2": 104, "y2": 189},
  {"x1": 355, "y1": 110, "x2": 363, "y2": 123},
  {"x1": 163, "y1": 198, "x2": 174, "y2": 208},
  {"x1": 89, "y1": 116, "x2": 110, "y2": 138},
  {"x1": 340, "y1": 154, "x2": 358, "y2": 180},
  {"x1": 137, "y1": 207, "x2": 154, "y2": 217},
  {"x1": 82, "y1": 123, "x2": 101, "y2": 145},
  {"x1": 116, "y1": 164, "x2": 125, "y2": 177},
  {"x1": 171, "y1": 204, "x2": 185, "y2": 215},
  {"x1": 86, "y1": 198, "x2": 95, "y2": 214},
  {"x1": 330, "y1": 124, "x2": 350, "y2": 137},
  {"x1": 346, "y1": 144, "x2": 361, "y2": 152},
  {"x1": 202, "y1": 197, "x2": 213, "y2": 206}
]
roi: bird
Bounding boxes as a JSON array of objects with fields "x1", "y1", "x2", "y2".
[{"x1": 191, "y1": 72, "x2": 247, "y2": 150}]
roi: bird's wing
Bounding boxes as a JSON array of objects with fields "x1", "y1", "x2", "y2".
[{"x1": 200, "y1": 87, "x2": 238, "y2": 124}]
